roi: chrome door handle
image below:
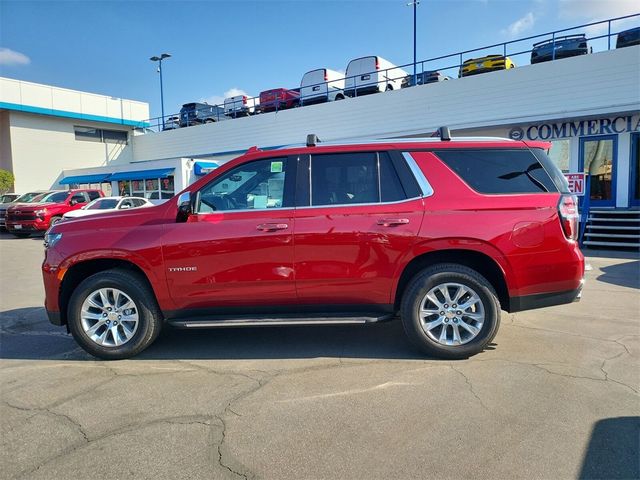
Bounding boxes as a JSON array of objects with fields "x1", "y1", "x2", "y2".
[
  {"x1": 377, "y1": 218, "x2": 410, "y2": 227},
  {"x1": 256, "y1": 223, "x2": 289, "y2": 231}
]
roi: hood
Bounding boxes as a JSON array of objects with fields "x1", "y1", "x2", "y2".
[
  {"x1": 8, "y1": 202, "x2": 51, "y2": 211},
  {"x1": 52, "y1": 202, "x2": 166, "y2": 233}
]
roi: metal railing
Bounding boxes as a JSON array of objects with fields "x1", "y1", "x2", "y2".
[{"x1": 140, "y1": 13, "x2": 639, "y2": 132}]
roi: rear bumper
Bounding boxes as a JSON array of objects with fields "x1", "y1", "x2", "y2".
[
  {"x1": 508, "y1": 280, "x2": 583, "y2": 313},
  {"x1": 344, "y1": 86, "x2": 380, "y2": 97}
]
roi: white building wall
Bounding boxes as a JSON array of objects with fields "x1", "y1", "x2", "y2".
[
  {"x1": 0, "y1": 77, "x2": 149, "y2": 125},
  {"x1": 132, "y1": 47, "x2": 640, "y2": 162},
  {"x1": 8, "y1": 111, "x2": 134, "y2": 192}
]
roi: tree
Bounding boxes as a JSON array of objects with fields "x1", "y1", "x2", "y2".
[{"x1": 0, "y1": 169, "x2": 15, "y2": 195}]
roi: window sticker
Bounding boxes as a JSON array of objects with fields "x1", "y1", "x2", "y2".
[{"x1": 270, "y1": 161, "x2": 283, "y2": 173}]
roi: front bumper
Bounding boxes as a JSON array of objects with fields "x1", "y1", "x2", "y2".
[{"x1": 6, "y1": 219, "x2": 49, "y2": 232}]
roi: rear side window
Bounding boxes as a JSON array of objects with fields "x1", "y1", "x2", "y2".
[
  {"x1": 308, "y1": 152, "x2": 408, "y2": 206},
  {"x1": 531, "y1": 148, "x2": 570, "y2": 193},
  {"x1": 87, "y1": 191, "x2": 101, "y2": 201},
  {"x1": 433, "y1": 149, "x2": 558, "y2": 194}
]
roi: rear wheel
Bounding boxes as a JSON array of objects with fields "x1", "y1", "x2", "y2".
[
  {"x1": 400, "y1": 263, "x2": 500, "y2": 359},
  {"x1": 385, "y1": 84, "x2": 393, "y2": 91},
  {"x1": 204, "y1": 118, "x2": 215, "y2": 124},
  {"x1": 67, "y1": 269, "x2": 163, "y2": 360},
  {"x1": 335, "y1": 94, "x2": 345, "y2": 101}
]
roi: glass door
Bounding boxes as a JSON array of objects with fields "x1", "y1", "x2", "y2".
[
  {"x1": 631, "y1": 133, "x2": 639, "y2": 207},
  {"x1": 579, "y1": 135, "x2": 617, "y2": 207}
]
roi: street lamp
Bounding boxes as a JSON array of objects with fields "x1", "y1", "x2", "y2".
[
  {"x1": 407, "y1": 1, "x2": 420, "y2": 87},
  {"x1": 149, "y1": 53, "x2": 171, "y2": 129}
]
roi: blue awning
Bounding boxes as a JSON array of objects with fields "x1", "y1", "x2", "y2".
[
  {"x1": 109, "y1": 168, "x2": 174, "y2": 181},
  {"x1": 194, "y1": 161, "x2": 219, "y2": 176},
  {"x1": 59, "y1": 173, "x2": 111, "y2": 185}
]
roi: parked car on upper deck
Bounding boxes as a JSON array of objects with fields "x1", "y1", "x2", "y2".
[
  {"x1": 401, "y1": 71, "x2": 451, "y2": 88},
  {"x1": 0, "y1": 191, "x2": 50, "y2": 230},
  {"x1": 179, "y1": 103, "x2": 226, "y2": 126},
  {"x1": 616, "y1": 27, "x2": 640, "y2": 48},
  {"x1": 0, "y1": 193, "x2": 19, "y2": 204},
  {"x1": 460, "y1": 55, "x2": 515, "y2": 77},
  {"x1": 62, "y1": 196, "x2": 154, "y2": 220},
  {"x1": 224, "y1": 95, "x2": 260, "y2": 117},
  {"x1": 259, "y1": 88, "x2": 300, "y2": 113},
  {"x1": 42, "y1": 132, "x2": 583, "y2": 360},
  {"x1": 531, "y1": 34, "x2": 591, "y2": 64},
  {"x1": 299, "y1": 68, "x2": 346, "y2": 105},
  {"x1": 6, "y1": 189, "x2": 103, "y2": 237},
  {"x1": 162, "y1": 116, "x2": 180, "y2": 130},
  {"x1": 344, "y1": 56, "x2": 408, "y2": 97}
]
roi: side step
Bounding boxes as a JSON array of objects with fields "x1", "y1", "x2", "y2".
[{"x1": 169, "y1": 314, "x2": 394, "y2": 329}]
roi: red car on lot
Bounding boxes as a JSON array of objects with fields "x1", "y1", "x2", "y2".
[
  {"x1": 259, "y1": 88, "x2": 300, "y2": 112},
  {"x1": 42, "y1": 132, "x2": 584, "y2": 360},
  {"x1": 7, "y1": 189, "x2": 103, "y2": 237}
]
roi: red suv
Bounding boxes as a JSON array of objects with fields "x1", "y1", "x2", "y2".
[
  {"x1": 7, "y1": 189, "x2": 103, "y2": 237},
  {"x1": 42, "y1": 133, "x2": 584, "y2": 360}
]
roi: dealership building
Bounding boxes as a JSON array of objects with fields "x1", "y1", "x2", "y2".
[{"x1": 0, "y1": 43, "x2": 638, "y2": 246}]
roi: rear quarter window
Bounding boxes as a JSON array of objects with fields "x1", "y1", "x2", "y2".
[{"x1": 433, "y1": 149, "x2": 558, "y2": 194}]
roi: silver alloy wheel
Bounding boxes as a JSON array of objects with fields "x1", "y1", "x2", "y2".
[
  {"x1": 418, "y1": 282, "x2": 485, "y2": 346},
  {"x1": 80, "y1": 288, "x2": 139, "y2": 347}
]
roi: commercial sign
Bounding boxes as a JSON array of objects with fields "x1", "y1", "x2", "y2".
[
  {"x1": 564, "y1": 173, "x2": 586, "y2": 196},
  {"x1": 509, "y1": 115, "x2": 640, "y2": 141}
]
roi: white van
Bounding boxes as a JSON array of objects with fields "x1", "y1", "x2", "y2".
[
  {"x1": 224, "y1": 95, "x2": 260, "y2": 117},
  {"x1": 344, "y1": 56, "x2": 408, "y2": 97},
  {"x1": 299, "y1": 68, "x2": 346, "y2": 105}
]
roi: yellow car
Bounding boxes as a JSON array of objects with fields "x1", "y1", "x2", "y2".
[{"x1": 459, "y1": 55, "x2": 516, "y2": 77}]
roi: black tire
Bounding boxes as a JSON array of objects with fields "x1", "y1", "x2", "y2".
[
  {"x1": 204, "y1": 118, "x2": 215, "y2": 124},
  {"x1": 11, "y1": 232, "x2": 30, "y2": 238},
  {"x1": 385, "y1": 84, "x2": 393, "y2": 91},
  {"x1": 335, "y1": 94, "x2": 345, "y2": 101},
  {"x1": 400, "y1": 263, "x2": 500, "y2": 359},
  {"x1": 67, "y1": 269, "x2": 163, "y2": 360}
]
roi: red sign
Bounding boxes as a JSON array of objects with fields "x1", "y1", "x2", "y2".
[{"x1": 564, "y1": 173, "x2": 586, "y2": 196}]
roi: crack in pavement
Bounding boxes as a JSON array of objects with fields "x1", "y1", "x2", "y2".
[{"x1": 450, "y1": 365, "x2": 493, "y2": 414}]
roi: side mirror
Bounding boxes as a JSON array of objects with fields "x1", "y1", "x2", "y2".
[{"x1": 176, "y1": 191, "x2": 192, "y2": 222}]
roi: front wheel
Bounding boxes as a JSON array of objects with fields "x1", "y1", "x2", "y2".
[
  {"x1": 67, "y1": 269, "x2": 163, "y2": 360},
  {"x1": 400, "y1": 263, "x2": 500, "y2": 359}
]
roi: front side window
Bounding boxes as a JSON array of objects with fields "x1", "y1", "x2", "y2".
[
  {"x1": 41, "y1": 192, "x2": 69, "y2": 203},
  {"x1": 196, "y1": 158, "x2": 288, "y2": 213}
]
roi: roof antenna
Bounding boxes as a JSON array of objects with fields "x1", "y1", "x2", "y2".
[
  {"x1": 439, "y1": 126, "x2": 452, "y2": 141},
  {"x1": 306, "y1": 134, "x2": 321, "y2": 147}
]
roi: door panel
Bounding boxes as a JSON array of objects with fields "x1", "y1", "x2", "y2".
[
  {"x1": 294, "y1": 199, "x2": 423, "y2": 304},
  {"x1": 162, "y1": 209, "x2": 295, "y2": 310}
]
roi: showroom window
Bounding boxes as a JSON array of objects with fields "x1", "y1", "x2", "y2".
[
  {"x1": 548, "y1": 140, "x2": 571, "y2": 173},
  {"x1": 75, "y1": 127, "x2": 128, "y2": 144},
  {"x1": 118, "y1": 176, "x2": 175, "y2": 200}
]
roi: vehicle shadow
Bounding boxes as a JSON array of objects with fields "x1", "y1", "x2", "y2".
[
  {"x1": 0, "y1": 306, "x2": 480, "y2": 362},
  {"x1": 596, "y1": 260, "x2": 640, "y2": 290},
  {"x1": 579, "y1": 417, "x2": 640, "y2": 480}
]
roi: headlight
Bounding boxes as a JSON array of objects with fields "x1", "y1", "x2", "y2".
[
  {"x1": 44, "y1": 232, "x2": 62, "y2": 248},
  {"x1": 35, "y1": 209, "x2": 47, "y2": 218}
]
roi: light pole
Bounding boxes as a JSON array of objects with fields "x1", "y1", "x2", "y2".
[
  {"x1": 149, "y1": 53, "x2": 171, "y2": 129},
  {"x1": 407, "y1": 1, "x2": 419, "y2": 87}
]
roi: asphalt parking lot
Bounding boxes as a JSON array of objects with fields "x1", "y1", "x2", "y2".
[{"x1": 0, "y1": 232, "x2": 638, "y2": 480}]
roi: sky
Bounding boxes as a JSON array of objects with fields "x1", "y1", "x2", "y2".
[{"x1": 0, "y1": 0, "x2": 638, "y2": 120}]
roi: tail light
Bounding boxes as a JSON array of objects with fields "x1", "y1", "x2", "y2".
[
  {"x1": 558, "y1": 194, "x2": 579, "y2": 241},
  {"x1": 324, "y1": 70, "x2": 328, "y2": 81},
  {"x1": 242, "y1": 96, "x2": 247, "y2": 105},
  {"x1": 375, "y1": 58, "x2": 380, "y2": 70}
]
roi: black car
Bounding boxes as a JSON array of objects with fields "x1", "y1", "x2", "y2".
[
  {"x1": 401, "y1": 71, "x2": 450, "y2": 88},
  {"x1": 179, "y1": 103, "x2": 226, "y2": 127},
  {"x1": 616, "y1": 27, "x2": 640, "y2": 49},
  {"x1": 531, "y1": 34, "x2": 591, "y2": 64}
]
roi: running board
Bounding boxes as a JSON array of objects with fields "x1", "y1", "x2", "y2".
[{"x1": 169, "y1": 314, "x2": 394, "y2": 329}]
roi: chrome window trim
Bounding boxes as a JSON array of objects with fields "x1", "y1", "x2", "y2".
[
  {"x1": 194, "y1": 206, "x2": 295, "y2": 215},
  {"x1": 295, "y1": 196, "x2": 422, "y2": 210},
  {"x1": 402, "y1": 152, "x2": 434, "y2": 198}
]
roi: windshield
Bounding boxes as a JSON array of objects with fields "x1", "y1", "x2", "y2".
[
  {"x1": 0, "y1": 194, "x2": 17, "y2": 203},
  {"x1": 15, "y1": 192, "x2": 47, "y2": 203},
  {"x1": 86, "y1": 199, "x2": 118, "y2": 210},
  {"x1": 39, "y1": 191, "x2": 69, "y2": 203}
]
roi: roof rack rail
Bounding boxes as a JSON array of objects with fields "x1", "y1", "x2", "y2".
[
  {"x1": 307, "y1": 134, "x2": 321, "y2": 147},
  {"x1": 439, "y1": 126, "x2": 452, "y2": 141}
]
